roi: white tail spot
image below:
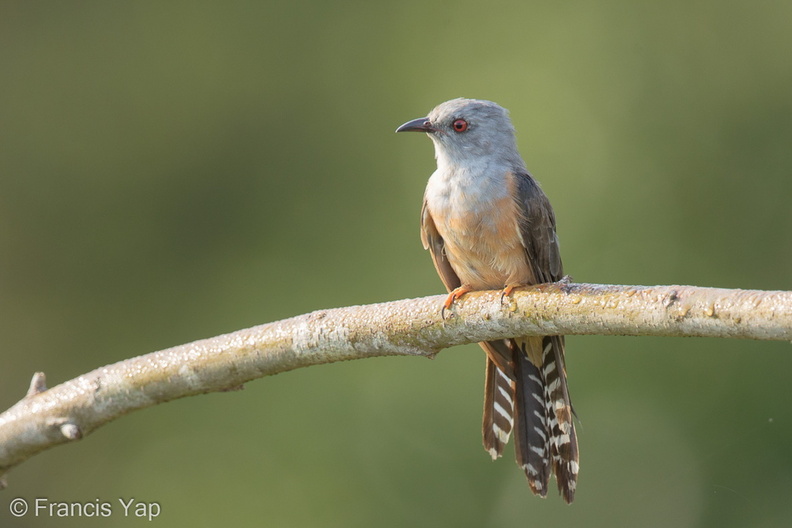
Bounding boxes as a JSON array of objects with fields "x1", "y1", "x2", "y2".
[
  {"x1": 532, "y1": 426, "x2": 547, "y2": 441},
  {"x1": 497, "y1": 385, "x2": 512, "y2": 403},
  {"x1": 494, "y1": 402, "x2": 511, "y2": 420},
  {"x1": 524, "y1": 463, "x2": 539, "y2": 476},
  {"x1": 542, "y1": 361, "x2": 556, "y2": 377},
  {"x1": 494, "y1": 425, "x2": 510, "y2": 444}
]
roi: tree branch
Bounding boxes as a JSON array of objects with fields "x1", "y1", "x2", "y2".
[{"x1": 1, "y1": 282, "x2": 791, "y2": 487}]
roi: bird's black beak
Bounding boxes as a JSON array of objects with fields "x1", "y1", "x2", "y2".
[{"x1": 395, "y1": 117, "x2": 434, "y2": 133}]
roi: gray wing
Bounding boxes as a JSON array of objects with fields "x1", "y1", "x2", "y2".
[{"x1": 512, "y1": 171, "x2": 563, "y2": 283}]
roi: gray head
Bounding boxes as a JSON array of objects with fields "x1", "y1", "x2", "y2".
[{"x1": 396, "y1": 98, "x2": 525, "y2": 170}]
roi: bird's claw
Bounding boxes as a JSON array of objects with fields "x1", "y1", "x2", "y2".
[
  {"x1": 442, "y1": 285, "x2": 472, "y2": 319},
  {"x1": 500, "y1": 283, "x2": 524, "y2": 304}
]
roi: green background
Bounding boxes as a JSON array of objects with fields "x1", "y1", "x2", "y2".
[{"x1": 2, "y1": 1, "x2": 791, "y2": 526}]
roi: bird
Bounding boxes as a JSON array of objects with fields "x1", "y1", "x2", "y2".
[{"x1": 396, "y1": 98, "x2": 579, "y2": 503}]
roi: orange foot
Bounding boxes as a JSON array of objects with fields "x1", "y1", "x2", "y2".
[
  {"x1": 500, "y1": 283, "x2": 526, "y2": 304},
  {"x1": 441, "y1": 284, "x2": 473, "y2": 319}
]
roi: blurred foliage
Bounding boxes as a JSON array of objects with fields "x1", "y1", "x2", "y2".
[{"x1": 1, "y1": 1, "x2": 791, "y2": 527}]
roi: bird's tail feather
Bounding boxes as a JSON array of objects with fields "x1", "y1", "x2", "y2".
[
  {"x1": 481, "y1": 337, "x2": 579, "y2": 503},
  {"x1": 513, "y1": 346, "x2": 551, "y2": 496},
  {"x1": 540, "y1": 335, "x2": 579, "y2": 503},
  {"x1": 482, "y1": 357, "x2": 515, "y2": 459}
]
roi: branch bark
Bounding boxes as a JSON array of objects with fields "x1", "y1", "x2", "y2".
[{"x1": 1, "y1": 282, "x2": 791, "y2": 487}]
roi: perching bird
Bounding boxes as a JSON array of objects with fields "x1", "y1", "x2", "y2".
[{"x1": 396, "y1": 98, "x2": 579, "y2": 503}]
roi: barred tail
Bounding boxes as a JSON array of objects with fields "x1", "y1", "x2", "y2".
[
  {"x1": 512, "y1": 336, "x2": 579, "y2": 503},
  {"x1": 480, "y1": 341, "x2": 516, "y2": 459},
  {"x1": 480, "y1": 337, "x2": 578, "y2": 502},
  {"x1": 513, "y1": 346, "x2": 551, "y2": 496},
  {"x1": 482, "y1": 357, "x2": 515, "y2": 459},
  {"x1": 541, "y1": 336, "x2": 579, "y2": 503}
]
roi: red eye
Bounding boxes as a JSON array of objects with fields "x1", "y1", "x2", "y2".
[{"x1": 452, "y1": 119, "x2": 468, "y2": 132}]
